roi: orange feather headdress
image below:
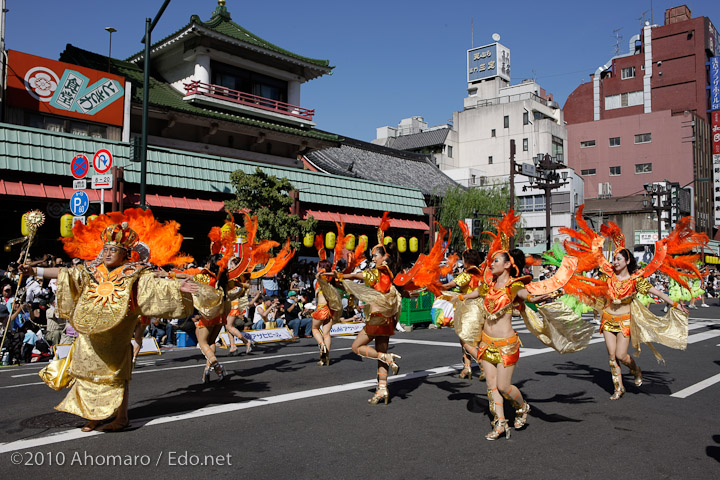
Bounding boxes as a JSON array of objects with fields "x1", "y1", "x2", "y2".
[
  {"x1": 458, "y1": 219, "x2": 472, "y2": 251},
  {"x1": 61, "y1": 208, "x2": 193, "y2": 266},
  {"x1": 376, "y1": 211, "x2": 391, "y2": 247}
]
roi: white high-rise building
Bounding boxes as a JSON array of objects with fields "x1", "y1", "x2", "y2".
[{"x1": 375, "y1": 37, "x2": 585, "y2": 253}]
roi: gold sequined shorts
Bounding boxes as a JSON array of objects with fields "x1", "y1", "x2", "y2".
[
  {"x1": 600, "y1": 311, "x2": 631, "y2": 337},
  {"x1": 477, "y1": 331, "x2": 520, "y2": 366}
]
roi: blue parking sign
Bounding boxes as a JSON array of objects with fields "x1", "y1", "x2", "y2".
[{"x1": 70, "y1": 191, "x2": 89, "y2": 216}]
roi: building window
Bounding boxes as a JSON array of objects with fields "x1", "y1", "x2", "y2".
[
  {"x1": 581, "y1": 168, "x2": 597, "y2": 176},
  {"x1": 580, "y1": 140, "x2": 596, "y2": 148},
  {"x1": 471, "y1": 175, "x2": 476, "y2": 185},
  {"x1": 488, "y1": 156, "x2": 493, "y2": 164},
  {"x1": 610, "y1": 166, "x2": 621, "y2": 176},
  {"x1": 211, "y1": 61, "x2": 288, "y2": 103},
  {"x1": 523, "y1": 111, "x2": 529, "y2": 125},
  {"x1": 523, "y1": 138, "x2": 528, "y2": 151},
  {"x1": 551, "y1": 191, "x2": 571, "y2": 213},
  {"x1": 634, "y1": 133, "x2": 652, "y2": 144},
  {"x1": 552, "y1": 135, "x2": 564, "y2": 162},
  {"x1": 635, "y1": 163, "x2": 652, "y2": 173},
  {"x1": 609, "y1": 137, "x2": 621, "y2": 147},
  {"x1": 447, "y1": 145, "x2": 453, "y2": 158},
  {"x1": 491, "y1": 129, "x2": 496, "y2": 137},
  {"x1": 621, "y1": 66, "x2": 636, "y2": 79},
  {"x1": 518, "y1": 194, "x2": 546, "y2": 213},
  {"x1": 504, "y1": 115, "x2": 509, "y2": 128},
  {"x1": 605, "y1": 91, "x2": 643, "y2": 110}
]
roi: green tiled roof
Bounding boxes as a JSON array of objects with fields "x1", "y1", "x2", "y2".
[
  {"x1": 59, "y1": 45, "x2": 339, "y2": 143},
  {"x1": 0, "y1": 123, "x2": 426, "y2": 215},
  {"x1": 128, "y1": 5, "x2": 332, "y2": 70}
]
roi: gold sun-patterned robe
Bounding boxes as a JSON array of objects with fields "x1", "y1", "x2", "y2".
[{"x1": 53, "y1": 262, "x2": 201, "y2": 420}]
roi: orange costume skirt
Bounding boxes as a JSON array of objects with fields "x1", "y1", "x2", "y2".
[
  {"x1": 195, "y1": 314, "x2": 224, "y2": 329},
  {"x1": 600, "y1": 311, "x2": 631, "y2": 337},
  {"x1": 312, "y1": 304, "x2": 333, "y2": 321},
  {"x1": 228, "y1": 299, "x2": 242, "y2": 318},
  {"x1": 476, "y1": 331, "x2": 520, "y2": 366},
  {"x1": 364, "y1": 313, "x2": 395, "y2": 337}
]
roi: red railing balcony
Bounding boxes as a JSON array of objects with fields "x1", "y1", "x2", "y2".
[{"x1": 184, "y1": 81, "x2": 315, "y2": 122}]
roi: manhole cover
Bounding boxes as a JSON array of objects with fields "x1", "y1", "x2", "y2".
[{"x1": 20, "y1": 412, "x2": 84, "y2": 429}]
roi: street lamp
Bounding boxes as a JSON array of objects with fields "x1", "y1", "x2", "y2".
[
  {"x1": 533, "y1": 154, "x2": 569, "y2": 251},
  {"x1": 643, "y1": 182, "x2": 671, "y2": 241},
  {"x1": 105, "y1": 27, "x2": 116, "y2": 73}
]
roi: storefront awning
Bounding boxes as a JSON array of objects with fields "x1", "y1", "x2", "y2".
[
  {"x1": 304, "y1": 209, "x2": 428, "y2": 230},
  {"x1": 0, "y1": 180, "x2": 225, "y2": 212}
]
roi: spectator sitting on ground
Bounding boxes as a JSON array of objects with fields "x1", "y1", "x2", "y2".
[{"x1": 252, "y1": 296, "x2": 276, "y2": 330}]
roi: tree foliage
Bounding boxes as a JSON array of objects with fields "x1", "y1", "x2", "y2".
[
  {"x1": 225, "y1": 168, "x2": 317, "y2": 249},
  {"x1": 434, "y1": 183, "x2": 520, "y2": 253}
]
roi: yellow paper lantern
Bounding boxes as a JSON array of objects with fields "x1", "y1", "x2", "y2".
[
  {"x1": 303, "y1": 232, "x2": 315, "y2": 248},
  {"x1": 345, "y1": 234, "x2": 356, "y2": 250},
  {"x1": 221, "y1": 223, "x2": 233, "y2": 234},
  {"x1": 409, "y1": 237, "x2": 419, "y2": 253},
  {"x1": 383, "y1": 236, "x2": 392, "y2": 245},
  {"x1": 60, "y1": 214, "x2": 74, "y2": 238},
  {"x1": 359, "y1": 235, "x2": 369, "y2": 251},
  {"x1": 397, "y1": 237, "x2": 407, "y2": 253},
  {"x1": 21, "y1": 213, "x2": 29, "y2": 236},
  {"x1": 87, "y1": 215, "x2": 98, "y2": 223},
  {"x1": 325, "y1": 231, "x2": 336, "y2": 249}
]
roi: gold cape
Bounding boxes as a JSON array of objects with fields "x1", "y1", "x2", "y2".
[
  {"x1": 51, "y1": 264, "x2": 197, "y2": 420},
  {"x1": 629, "y1": 299, "x2": 687, "y2": 363},
  {"x1": 452, "y1": 296, "x2": 485, "y2": 346},
  {"x1": 317, "y1": 275, "x2": 343, "y2": 323},
  {"x1": 521, "y1": 301, "x2": 595, "y2": 354},
  {"x1": 341, "y1": 279, "x2": 401, "y2": 322}
]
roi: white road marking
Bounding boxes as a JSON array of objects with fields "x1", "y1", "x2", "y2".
[
  {"x1": 671, "y1": 372, "x2": 720, "y2": 398},
  {"x1": 0, "y1": 364, "x2": 462, "y2": 454}
]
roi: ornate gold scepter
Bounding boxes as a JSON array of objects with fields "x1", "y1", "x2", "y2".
[{"x1": 0, "y1": 210, "x2": 45, "y2": 363}]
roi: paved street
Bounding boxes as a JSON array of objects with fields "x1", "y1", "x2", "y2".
[{"x1": 1, "y1": 304, "x2": 719, "y2": 479}]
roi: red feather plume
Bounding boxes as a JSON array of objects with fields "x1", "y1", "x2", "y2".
[{"x1": 458, "y1": 220, "x2": 472, "y2": 250}]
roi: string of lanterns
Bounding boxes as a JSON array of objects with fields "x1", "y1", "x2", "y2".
[{"x1": 303, "y1": 232, "x2": 418, "y2": 253}]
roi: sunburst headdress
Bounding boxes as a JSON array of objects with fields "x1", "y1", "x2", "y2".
[{"x1": 62, "y1": 208, "x2": 193, "y2": 266}]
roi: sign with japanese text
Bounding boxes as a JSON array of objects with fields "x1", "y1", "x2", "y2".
[
  {"x1": 467, "y1": 42, "x2": 510, "y2": 83},
  {"x1": 713, "y1": 111, "x2": 720, "y2": 161},
  {"x1": 6, "y1": 50, "x2": 125, "y2": 126},
  {"x1": 714, "y1": 110, "x2": 720, "y2": 226},
  {"x1": 329, "y1": 322, "x2": 365, "y2": 336},
  {"x1": 710, "y1": 57, "x2": 720, "y2": 111}
]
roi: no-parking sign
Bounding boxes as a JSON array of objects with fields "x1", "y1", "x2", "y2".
[
  {"x1": 93, "y1": 149, "x2": 113, "y2": 174},
  {"x1": 70, "y1": 154, "x2": 89, "y2": 179}
]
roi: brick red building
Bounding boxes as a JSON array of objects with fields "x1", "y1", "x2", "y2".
[{"x1": 564, "y1": 5, "x2": 717, "y2": 237}]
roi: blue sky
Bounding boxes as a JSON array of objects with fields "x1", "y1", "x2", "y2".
[{"x1": 4, "y1": 0, "x2": 719, "y2": 141}]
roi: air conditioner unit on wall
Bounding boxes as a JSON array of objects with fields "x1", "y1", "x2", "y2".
[
  {"x1": 524, "y1": 233, "x2": 533, "y2": 242},
  {"x1": 598, "y1": 182, "x2": 612, "y2": 198}
]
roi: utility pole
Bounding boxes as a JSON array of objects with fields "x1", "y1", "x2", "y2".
[
  {"x1": 508, "y1": 139, "x2": 517, "y2": 249},
  {"x1": 140, "y1": 0, "x2": 173, "y2": 209},
  {"x1": 643, "y1": 182, "x2": 671, "y2": 240},
  {"x1": 530, "y1": 154, "x2": 569, "y2": 251}
]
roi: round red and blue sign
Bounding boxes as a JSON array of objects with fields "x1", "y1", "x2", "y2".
[{"x1": 70, "y1": 154, "x2": 89, "y2": 179}]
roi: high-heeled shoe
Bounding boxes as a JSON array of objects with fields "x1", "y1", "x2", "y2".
[
  {"x1": 631, "y1": 367, "x2": 643, "y2": 387},
  {"x1": 380, "y1": 353, "x2": 401, "y2": 375},
  {"x1": 317, "y1": 351, "x2": 330, "y2": 366},
  {"x1": 514, "y1": 402, "x2": 530, "y2": 429},
  {"x1": 202, "y1": 366, "x2": 211, "y2": 384},
  {"x1": 610, "y1": 387, "x2": 625, "y2": 400},
  {"x1": 458, "y1": 365, "x2": 472, "y2": 380},
  {"x1": 211, "y1": 361, "x2": 226, "y2": 381},
  {"x1": 368, "y1": 387, "x2": 389, "y2": 405},
  {"x1": 486, "y1": 419, "x2": 510, "y2": 440},
  {"x1": 245, "y1": 339, "x2": 254, "y2": 354}
]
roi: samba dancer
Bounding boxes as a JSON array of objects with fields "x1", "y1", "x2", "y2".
[
  {"x1": 27, "y1": 210, "x2": 206, "y2": 432},
  {"x1": 560, "y1": 208, "x2": 705, "y2": 400}
]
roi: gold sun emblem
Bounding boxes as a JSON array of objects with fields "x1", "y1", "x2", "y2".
[{"x1": 86, "y1": 279, "x2": 123, "y2": 306}]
